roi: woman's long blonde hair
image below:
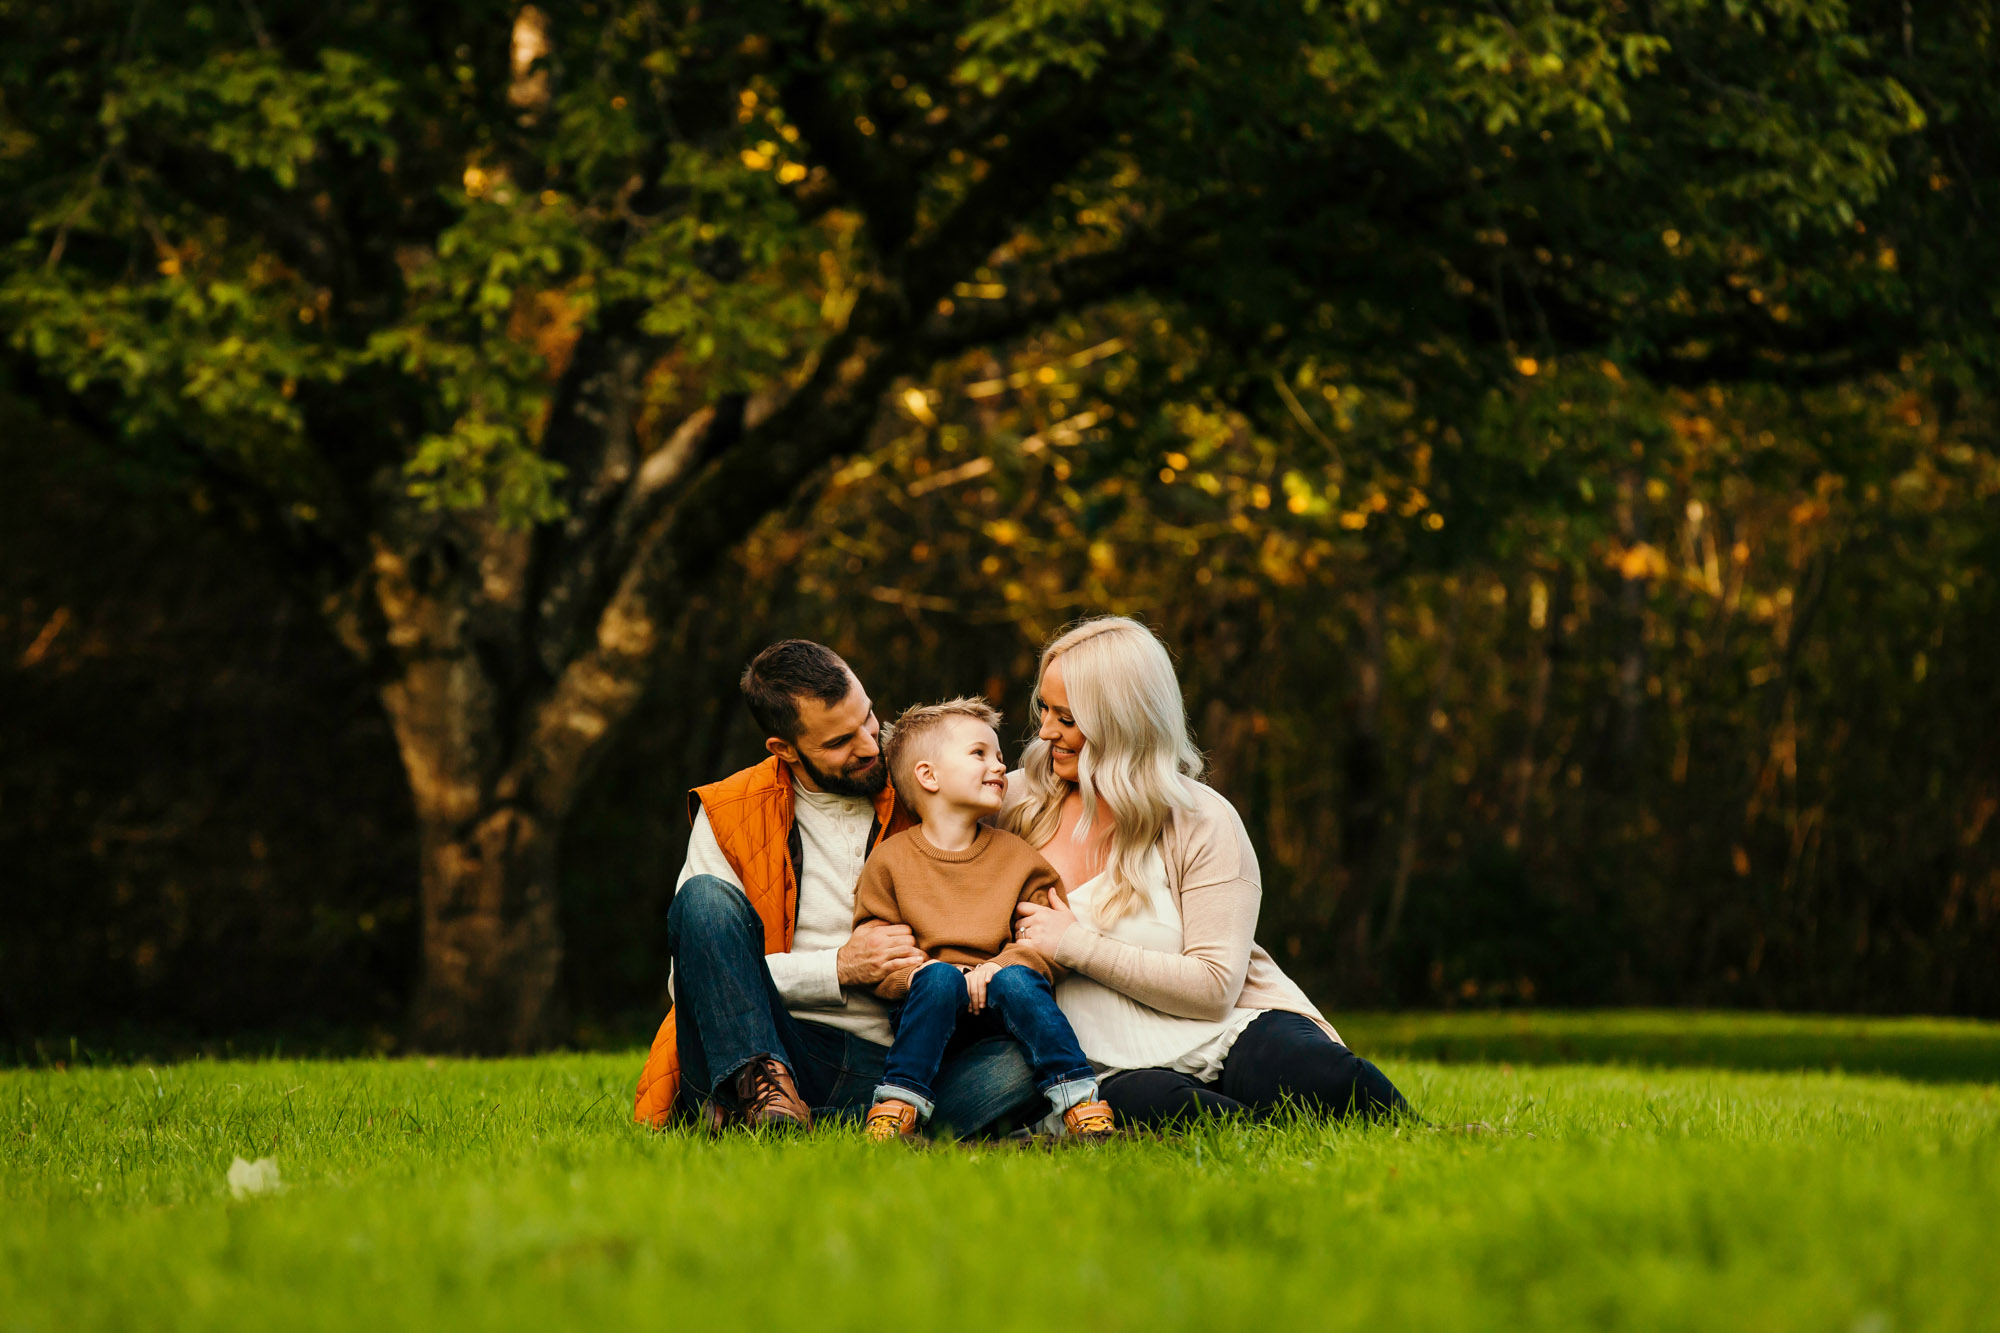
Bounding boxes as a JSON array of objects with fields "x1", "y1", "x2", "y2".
[{"x1": 1000, "y1": 616, "x2": 1204, "y2": 924}]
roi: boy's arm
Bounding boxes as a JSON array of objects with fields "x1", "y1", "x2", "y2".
[
  {"x1": 854, "y1": 859, "x2": 927, "y2": 999},
  {"x1": 873, "y1": 960, "x2": 931, "y2": 1001},
  {"x1": 994, "y1": 861, "x2": 1066, "y2": 980}
]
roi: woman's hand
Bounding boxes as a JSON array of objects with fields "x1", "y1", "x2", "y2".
[{"x1": 1014, "y1": 898, "x2": 1078, "y2": 958}]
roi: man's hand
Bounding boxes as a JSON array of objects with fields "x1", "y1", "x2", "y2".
[
  {"x1": 964, "y1": 962, "x2": 1001, "y2": 1014},
  {"x1": 837, "y1": 920, "x2": 928, "y2": 986}
]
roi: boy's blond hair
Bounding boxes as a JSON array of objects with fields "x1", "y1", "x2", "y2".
[{"x1": 885, "y1": 696, "x2": 1003, "y2": 803}]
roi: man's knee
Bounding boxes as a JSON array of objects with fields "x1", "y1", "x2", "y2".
[
  {"x1": 666, "y1": 875, "x2": 757, "y2": 945},
  {"x1": 931, "y1": 1036, "x2": 1037, "y2": 1136}
]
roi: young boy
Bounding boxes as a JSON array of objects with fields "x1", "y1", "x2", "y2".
[{"x1": 853, "y1": 697, "x2": 1116, "y2": 1141}]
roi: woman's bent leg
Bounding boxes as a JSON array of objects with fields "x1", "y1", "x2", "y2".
[
  {"x1": 1100, "y1": 1068, "x2": 1247, "y2": 1128},
  {"x1": 1217, "y1": 1011, "x2": 1410, "y2": 1121}
]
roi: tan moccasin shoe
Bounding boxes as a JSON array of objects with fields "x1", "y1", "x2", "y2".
[
  {"x1": 1061, "y1": 1098, "x2": 1118, "y2": 1141},
  {"x1": 864, "y1": 1099, "x2": 921, "y2": 1142}
]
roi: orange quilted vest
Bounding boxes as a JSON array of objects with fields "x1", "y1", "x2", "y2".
[{"x1": 630, "y1": 756, "x2": 910, "y2": 1126}]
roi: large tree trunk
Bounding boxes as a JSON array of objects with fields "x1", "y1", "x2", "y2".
[
  {"x1": 408, "y1": 803, "x2": 565, "y2": 1053},
  {"x1": 377, "y1": 640, "x2": 571, "y2": 1052},
  {"x1": 366, "y1": 520, "x2": 576, "y2": 1053}
]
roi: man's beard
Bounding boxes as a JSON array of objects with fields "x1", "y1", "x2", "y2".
[{"x1": 795, "y1": 749, "x2": 888, "y2": 799}]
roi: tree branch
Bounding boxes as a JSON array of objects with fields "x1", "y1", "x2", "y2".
[
  {"x1": 497, "y1": 47, "x2": 1149, "y2": 815},
  {"x1": 895, "y1": 75, "x2": 1107, "y2": 315},
  {"x1": 776, "y1": 17, "x2": 923, "y2": 256},
  {"x1": 914, "y1": 233, "x2": 1182, "y2": 358},
  {"x1": 500, "y1": 313, "x2": 904, "y2": 816}
]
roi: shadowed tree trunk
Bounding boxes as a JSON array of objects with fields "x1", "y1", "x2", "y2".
[
  {"x1": 1342, "y1": 583, "x2": 1389, "y2": 957},
  {"x1": 1379, "y1": 586, "x2": 1463, "y2": 954},
  {"x1": 366, "y1": 525, "x2": 566, "y2": 1050},
  {"x1": 1601, "y1": 470, "x2": 1651, "y2": 791},
  {"x1": 1506, "y1": 572, "x2": 1563, "y2": 849},
  {"x1": 409, "y1": 806, "x2": 565, "y2": 1052}
]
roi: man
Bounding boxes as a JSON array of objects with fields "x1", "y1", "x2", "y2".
[{"x1": 632, "y1": 639, "x2": 1039, "y2": 1133}]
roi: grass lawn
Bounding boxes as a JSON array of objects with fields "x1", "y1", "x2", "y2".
[
  {"x1": 1338, "y1": 1009, "x2": 2000, "y2": 1084},
  {"x1": 5, "y1": 1012, "x2": 1996, "y2": 1332}
]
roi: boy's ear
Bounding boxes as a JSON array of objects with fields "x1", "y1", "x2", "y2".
[
  {"x1": 765, "y1": 735, "x2": 800, "y2": 765},
  {"x1": 913, "y1": 758, "x2": 942, "y2": 793}
]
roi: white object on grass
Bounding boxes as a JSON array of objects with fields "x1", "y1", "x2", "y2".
[{"x1": 227, "y1": 1156, "x2": 283, "y2": 1199}]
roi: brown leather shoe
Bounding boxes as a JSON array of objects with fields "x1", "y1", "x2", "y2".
[
  {"x1": 1061, "y1": 1098, "x2": 1118, "y2": 1140},
  {"x1": 733, "y1": 1057, "x2": 813, "y2": 1132},
  {"x1": 702, "y1": 1099, "x2": 734, "y2": 1136},
  {"x1": 864, "y1": 1099, "x2": 921, "y2": 1142}
]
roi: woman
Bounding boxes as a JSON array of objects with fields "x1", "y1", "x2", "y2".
[{"x1": 1002, "y1": 616, "x2": 1409, "y2": 1127}]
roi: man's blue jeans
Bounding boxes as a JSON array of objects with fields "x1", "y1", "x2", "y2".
[
  {"x1": 876, "y1": 961, "x2": 1097, "y2": 1123},
  {"x1": 666, "y1": 875, "x2": 1041, "y2": 1136}
]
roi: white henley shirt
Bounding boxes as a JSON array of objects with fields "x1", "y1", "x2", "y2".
[{"x1": 673, "y1": 781, "x2": 895, "y2": 1046}]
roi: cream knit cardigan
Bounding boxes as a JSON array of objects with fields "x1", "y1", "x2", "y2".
[{"x1": 1041, "y1": 778, "x2": 1342, "y2": 1046}]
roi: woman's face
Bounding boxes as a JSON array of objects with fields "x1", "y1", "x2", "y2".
[{"x1": 1037, "y1": 657, "x2": 1085, "y2": 784}]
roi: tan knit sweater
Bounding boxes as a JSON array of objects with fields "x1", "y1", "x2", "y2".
[
  {"x1": 1033, "y1": 777, "x2": 1343, "y2": 1046},
  {"x1": 852, "y1": 825, "x2": 1064, "y2": 1000}
]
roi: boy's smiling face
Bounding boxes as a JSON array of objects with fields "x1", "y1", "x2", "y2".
[{"x1": 915, "y1": 717, "x2": 1009, "y2": 815}]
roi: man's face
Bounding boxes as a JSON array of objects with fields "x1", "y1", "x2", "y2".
[{"x1": 770, "y1": 670, "x2": 886, "y2": 798}]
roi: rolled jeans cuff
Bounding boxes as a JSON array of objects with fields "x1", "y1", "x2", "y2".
[
  {"x1": 873, "y1": 1083, "x2": 936, "y2": 1122},
  {"x1": 1044, "y1": 1075, "x2": 1099, "y2": 1117}
]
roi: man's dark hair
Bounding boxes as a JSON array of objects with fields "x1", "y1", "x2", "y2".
[{"x1": 741, "y1": 640, "x2": 853, "y2": 742}]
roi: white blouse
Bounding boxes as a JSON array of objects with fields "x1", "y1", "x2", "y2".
[{"x1": 1055, "y1": 846, "x2": 1261, "y2": 1081}]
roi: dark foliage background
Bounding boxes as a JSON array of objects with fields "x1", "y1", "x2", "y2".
[
  {"x1": 1, "y1": 421, "x2": 415, "y2": 1049},
  {"x1": 8, "y1": 367, "x2": 1995, "y2": 1055}
]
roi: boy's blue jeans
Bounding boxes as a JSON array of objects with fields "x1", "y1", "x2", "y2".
[
  {"x1": 876, "y1": 961, "x2": 1098, "y2": 1122},
  {"x1": 666, "y1": 875, "x2": 1041, "y2": 1136}
]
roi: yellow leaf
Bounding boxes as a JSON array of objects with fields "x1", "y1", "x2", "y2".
[{"x1": 1613, "y1": 542, "x2": 1669, "y2": 581}]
